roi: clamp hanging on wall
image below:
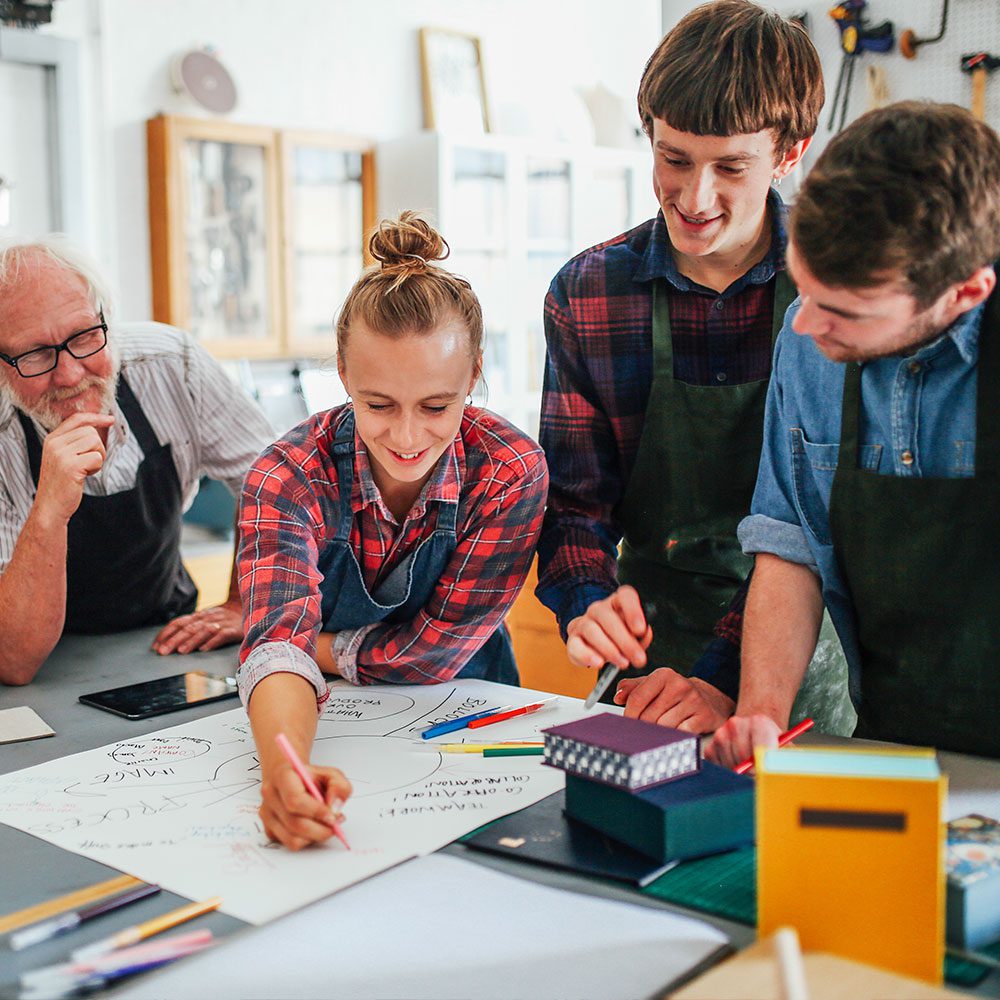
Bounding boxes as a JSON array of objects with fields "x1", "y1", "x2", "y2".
[{"x1": 827, "y1": 1, "x2": 894, "y2": 133}]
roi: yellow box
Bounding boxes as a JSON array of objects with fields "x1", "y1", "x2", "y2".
[{"x1": 756, "y1": 746, "x2": 946, "y2": 983}]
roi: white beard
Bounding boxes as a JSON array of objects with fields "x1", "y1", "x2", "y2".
[{"x1": 1, "y1": 364, "x2": 120, "y2": 431}]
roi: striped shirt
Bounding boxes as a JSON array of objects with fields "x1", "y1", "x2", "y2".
[
  {"x1": 0, "y1": 322, "x2": 273, "y2": 571},
  {"x1": 236, "y1": 404, "x2": 548, "y2": 708}
]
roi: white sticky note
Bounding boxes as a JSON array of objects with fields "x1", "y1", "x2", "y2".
[{"x1": 0, "y1": 706, "x2": 55, "y2": 744}]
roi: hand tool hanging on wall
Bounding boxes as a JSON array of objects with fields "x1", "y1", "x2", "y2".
[
  {"x1": 900, "y1": 0, "x2": 949, "y2": 60},
  {"x1": 961, "y1": 52, "x2": 1000, "y2": 121},
  {"x1": 827, "y1": 1, "x2": 895, "y2": 133}
]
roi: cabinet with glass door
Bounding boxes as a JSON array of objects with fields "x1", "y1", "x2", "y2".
[{"x1": 147, "y1": 115, "x2": 375, "y2": 362}]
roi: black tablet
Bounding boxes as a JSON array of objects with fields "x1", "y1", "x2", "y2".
[{"x1": 79, "y1": 671, "x2": 239, "y2": 720}]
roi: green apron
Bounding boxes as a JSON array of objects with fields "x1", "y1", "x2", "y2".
[
  {"x1": 828, "y1": 287, "x2": 1000, "y2": 758},
  {"x1": 616, "y1": 269, "x2": 795, "y2": 676}
]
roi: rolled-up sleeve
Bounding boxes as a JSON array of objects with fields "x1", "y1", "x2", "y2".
[{"x1": 236, "y1": 445, "x2": 328, "y2": 711}]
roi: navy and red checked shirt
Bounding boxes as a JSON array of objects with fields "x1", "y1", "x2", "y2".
[
  {"x1": 236, "y1": 404, "x2": 548, "y2": 709},
  {"x1": 536, "y1": 194, "x2": 787, "y2": 698}
]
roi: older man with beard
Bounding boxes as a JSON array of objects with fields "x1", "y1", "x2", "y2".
[{"x1": 0, "y1": 238, "x2": 273, "y2": 685}]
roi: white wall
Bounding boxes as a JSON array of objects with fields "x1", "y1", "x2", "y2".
[{"x1": 38, "y1": 0, "x2": 662, "y2": 320}]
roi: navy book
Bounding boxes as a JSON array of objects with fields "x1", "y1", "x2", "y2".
[{"x1": 564, "y1": 760, "x2": 755, "y2": 863}]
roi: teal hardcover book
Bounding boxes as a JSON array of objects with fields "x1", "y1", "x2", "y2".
[
  {"x1": 564, "y1": 761, "x2": 754, "y2": 862},
  {"x1": 947, "y1": 814, "x2": 1000, "y2": 950}
]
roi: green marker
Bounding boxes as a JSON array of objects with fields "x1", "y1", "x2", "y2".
[{"x1": 483, "y1": 746, "x2": 545, "y2": 758}]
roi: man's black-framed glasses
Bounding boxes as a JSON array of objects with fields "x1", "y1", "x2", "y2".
[{"x1": 0, "y1": 311, "x2": 108, "y2": 378}]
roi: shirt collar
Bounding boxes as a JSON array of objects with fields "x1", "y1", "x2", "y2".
[
  {"x1": 943, "y1": 301, "x2": 985, "y2": 366},
  {"x1": 896, "y1": 300, "x2": 985, "y2": 370},
  {"x1": 352, "y1": 428, "x2": 463, "y2": 524},
  {"x1": 635, "y1": 187, "x2": 788, "y2": 294}
]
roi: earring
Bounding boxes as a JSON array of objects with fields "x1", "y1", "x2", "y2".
[
  {"x1": 773, "y1": 173, "x2": 784, "y2": 186},
  {"x1": 466, "y1": 393, "x2": 474, "y2": 406}
]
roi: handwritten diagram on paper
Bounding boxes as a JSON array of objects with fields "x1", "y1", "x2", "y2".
[{"x1": 0, "y1": 681, "x2": 591, "y2": 925}]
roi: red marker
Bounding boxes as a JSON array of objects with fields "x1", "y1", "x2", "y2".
[
  {"x1": 274, "y1": 733, "x2": 350, "y2": 849},
  {"x1": 467, "y1": 699, "x2": 555, "y2": 729},
  {"x1": 734, "y1": 717, "x2": 814, "y2": 775}
]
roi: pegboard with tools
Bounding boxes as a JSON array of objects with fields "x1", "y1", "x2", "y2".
[{"x1": 769, "y1": 0, "x2": 999, "y2": 171}]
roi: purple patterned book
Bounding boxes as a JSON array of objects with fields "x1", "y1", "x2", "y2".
[{"x1": 542, "y1": 713, "x2": 700, "y2": 790}]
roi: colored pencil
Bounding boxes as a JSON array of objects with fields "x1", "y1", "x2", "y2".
[
  {"x1": 70, "y1": 896, "x2": 223, "y2": 961},
  {"x1": 274, "y1": 733, "x2": 350, "y2": 850},
  {"x1": 11, "y1": 882, "x2": 161, "y2": 950},
  {"x1": 734, "y1": 717, "x2": 815, "y2": 775},
  {"x1": 0, "y1": 874, "x2": 142, "y2": 936},
  {"x1": 482, "y1": 746, "x2": 545, "y2": 757},
  {"x1": 21, "y1": 930, "x2": 214, "y2": 990},
  {"x1": 467, "y1": 699, "x2": 555, "y2": 729},
  {"x1": 23, "y1": 931, "x2": 215, "y2": 998},
  {"x1": 436, "y1": 742, "x2": 545, "y2": 754}
]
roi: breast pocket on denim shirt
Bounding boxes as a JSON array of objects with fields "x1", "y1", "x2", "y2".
[{"x1": 790, "y1": 429, "x2": 882, "y2": 545}]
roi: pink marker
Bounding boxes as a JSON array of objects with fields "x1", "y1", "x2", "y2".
[{"x1": 274, "y1": 733, "x2": 351, "y2": 850}]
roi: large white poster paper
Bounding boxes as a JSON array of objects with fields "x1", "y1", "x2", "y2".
[{"x1": 0, "y1": 680, "x2": 591, "y2": 924}]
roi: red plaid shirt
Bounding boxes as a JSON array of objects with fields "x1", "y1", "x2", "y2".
[
  {"x1": 237, "y1": 405, "x2": 547, "y2": 703},
  {"x1": 536, "y1": 197, "x2": 787, "y2": 698}
]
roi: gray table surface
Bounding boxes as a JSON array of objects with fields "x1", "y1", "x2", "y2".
[{"x1": 1, "y1": 629, "x2": 997, "y2": 998}]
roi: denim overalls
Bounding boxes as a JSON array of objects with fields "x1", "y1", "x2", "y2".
[{"x1": 316, "y1": 411, "x2": 518, "y2": 685}]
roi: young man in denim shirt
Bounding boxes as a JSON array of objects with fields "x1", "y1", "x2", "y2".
[{"x1": 705, "y1": 102, "x2": 1000, "y2": 762}]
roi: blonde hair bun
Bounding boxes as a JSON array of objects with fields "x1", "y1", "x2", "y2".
[{"x1": 369, "y1": 211, "x2": 450, "y2": 276}]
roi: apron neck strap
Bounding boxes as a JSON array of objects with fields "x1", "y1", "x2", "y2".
[
  {"x1": 975, "y1": 281, "x2": 1000, "y2": 477},
  {"x1": 330, "y1": 409, "x2": 358, "y2": 540},
  {"x1": 837, "y1": 362, "x2": 863, "y2": 467},
  {"x1": 772, "y1": 269, "x2": 796, "y2": 342},
  {"x1": 115, "y1": 376, "x2": 159, "y2": 456}
]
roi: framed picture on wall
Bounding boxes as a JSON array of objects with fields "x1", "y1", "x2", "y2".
[{"x1": 419, "y1": 28, "x2": 491, "y2": 135}]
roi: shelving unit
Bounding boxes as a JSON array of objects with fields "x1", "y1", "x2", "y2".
[{"x1": 377, "y1": 131, "x2": 656, "y2": 437}]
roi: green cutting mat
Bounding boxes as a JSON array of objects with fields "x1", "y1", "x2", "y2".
[{"x1": 641, "y1": 847, "x2": 1000, "y2": 988}]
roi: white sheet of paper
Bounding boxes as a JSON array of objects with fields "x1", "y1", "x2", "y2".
[
  {"x1": 0, "y1": 706, "x2": 54, "y2": 745},
  {"x1": 115, "y1": 853, "x2": 730, "y2": 1000},
  {"x1": 0, "y1": 680, "x2": 606, "y2": 925}
]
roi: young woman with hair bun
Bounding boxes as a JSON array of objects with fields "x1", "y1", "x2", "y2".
[{"x1": 236, "y1": 212, "x2": 549, "y2": 850}]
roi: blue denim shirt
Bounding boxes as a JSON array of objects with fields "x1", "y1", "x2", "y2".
[{"x1": 737, "y1": 298, "x2": 984, "y2": 702}]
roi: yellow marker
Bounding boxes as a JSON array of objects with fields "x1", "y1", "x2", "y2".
[
  {"x1": 70, "y1": 896, "x2": 223, "y2": 961},
  {"x1": 0, "y1": 874, "x2": 142, "y2": 935}
]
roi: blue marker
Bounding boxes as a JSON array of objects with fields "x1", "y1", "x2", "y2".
[{"x1": 420, "y1": 706, "x2": 509, "y2": 740}]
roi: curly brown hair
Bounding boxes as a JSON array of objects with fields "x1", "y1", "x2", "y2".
[
  {"x1": 791, "y1": 102, "x2": 1000, "y2": 307},
  {"x1": 637, "y1": 0, "x2": 823, "y2": 160},
  {"x1": 336, "y1": 212, "x2": 483, "y2": 364}
]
